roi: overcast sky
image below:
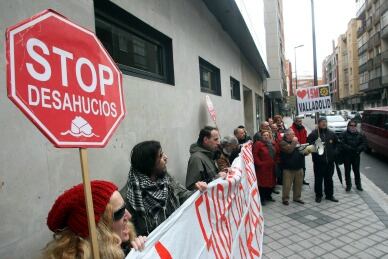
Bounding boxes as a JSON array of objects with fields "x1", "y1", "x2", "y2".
[{"x1": 283, "y1": 0, "x2": 357, "y2": 78}]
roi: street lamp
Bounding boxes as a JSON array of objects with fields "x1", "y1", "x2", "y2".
[{"x1": 294, "y1": 44, "x2": 304, "y2": 93}]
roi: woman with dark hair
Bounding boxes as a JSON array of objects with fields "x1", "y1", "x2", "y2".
[
  {"x1": 252, "y1": 130, "x2": 280, "y2": 205},
  {"x1": 125, "y1": 141, "x2": 207, "y2": 236},
  {"x1": 340, "y1": 120, "x2": 368, "y2": 192},
  {"x1": 43, "y1": 180, "x2": 146, "y2": 258}
]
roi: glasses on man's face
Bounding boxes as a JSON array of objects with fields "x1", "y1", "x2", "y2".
[
  {"x1": 349, "y1": 125, "x2": 356, "y2": 127},
  {"x1": 113, "y1": 203, "x2": 126, "y2": 221}
]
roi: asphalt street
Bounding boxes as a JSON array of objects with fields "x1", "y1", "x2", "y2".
[{"x1": 296, "y1": 116, "x2": 388, "y2": 195}]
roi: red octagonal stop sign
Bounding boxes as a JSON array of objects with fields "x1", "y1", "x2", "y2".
[{"x1": 6, "y1": 10, "x2": 125, "y2": 148}]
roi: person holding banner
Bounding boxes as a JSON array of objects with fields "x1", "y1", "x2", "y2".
[
  {"x1": 253, "y1": 130, "x2": 280, "y2": 205},
  {"x1": 126, "y1": 141, "x2": 207, "y2": 236},
  {"x1": 217, "y1": 135, "x2": 239, "y2": 171},
  {"x1": 43, "y1": 180, "x2": 146, "y2": 258},
  {"x1": 186, "y1": 126, "x2": 223, "y2": 190},
  {"x1": 307, "y1": 117, "x2": 339, "y2": 203}
]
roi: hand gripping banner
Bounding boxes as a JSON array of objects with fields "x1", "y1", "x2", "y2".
[{"x1": 127, "y1": 141, "x2": 264, "y2": 258}]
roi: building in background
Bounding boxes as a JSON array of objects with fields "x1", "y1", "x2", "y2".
[
  {"x1": 322, "y1": 42, "x2": 339, "y2": 109},
  {"x1": 285, "y1": 59, "x2": 293, "y2": 95},
  {"x1": 356, "y1": 0, "x2": 388, "y2": 108},
  {"x1": 337, "y1": 18, "x2": 362, "y2": 110},
  {"x1": 0, "y1": 0, "x2": 269, "y2": 257},
  {"x1": 292, "y1": 75, "x2": 324, "y2": 89},
  {"x1": 264, "y1": 0, "x2": 288, "y2": 118}
]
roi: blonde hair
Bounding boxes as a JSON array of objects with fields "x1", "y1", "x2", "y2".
[{"x1": 42, "y1": 202, "x2": 124, "y2": 259}]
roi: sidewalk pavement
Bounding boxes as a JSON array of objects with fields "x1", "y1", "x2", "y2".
[{"x1": 261, "y1": 117, "x2": 388, "y2": 258}]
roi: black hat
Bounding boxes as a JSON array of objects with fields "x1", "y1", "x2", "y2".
[{"x1": 318, "y1": 117, "x2": 327, "y2": 123}]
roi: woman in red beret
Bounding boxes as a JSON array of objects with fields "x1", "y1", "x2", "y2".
[{"x1": 43, "y1": 180, "x2": 146, "y2": 258}]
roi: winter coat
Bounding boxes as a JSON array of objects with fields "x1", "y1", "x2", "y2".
[
  {"x1": 307, "y1": 128, "x2": 338, "y2": 164},
  {"x1": 252, "y1": 140, "x2": 279, "y2": 188},
  {"x1": 291, "y1": 123, "x2": 307, "y2": 144},
  {"x1": 186, "y1": 143, "x2": 218, "y2": 190},
  {"x1": 279, "y1": 139, "x2": 305, "y2": 170},
  {"x1": 120, "y1": 174, "x2": 193, "y2": 236},
  {"x1": 340, "y1": 130, "x2": 367, "y2": 158}
]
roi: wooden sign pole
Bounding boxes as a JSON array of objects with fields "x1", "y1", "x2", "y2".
[{"x1": 79, "y1": 148, "x2": 100, "y2": 259}]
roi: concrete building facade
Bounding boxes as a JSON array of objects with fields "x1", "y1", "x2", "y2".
[
  {"x1": 336, "y1": 18, "x2": 362, "y2": 110},
  {"x1": 0, "y1": 1, "x2": 268, "y2": 257},
  {"x1": 322, "y1": 44, "x2": 340, "y2": 109},
  {"x1": 356, "y1": 0, "x2": 388, "y2": 108},
  {"x1": 264, "y1": 0, "x2": 287, "y2": 118}
]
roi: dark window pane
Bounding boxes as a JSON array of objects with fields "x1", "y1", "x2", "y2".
[
  {"x1": 230, "y1": 77, "x2": 240, "y2": 100},
  {"x1": 199, "y1": 57, "x2": 221, "y2": 96},
  {"x1": 94, "y1": 0, "x2": 174, "y2": 85}
]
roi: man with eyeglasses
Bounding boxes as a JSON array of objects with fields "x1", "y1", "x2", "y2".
[{"x1": 340, "y1": 120, "x2": 368, "y2": 192}]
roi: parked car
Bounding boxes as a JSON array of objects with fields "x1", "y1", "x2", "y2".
[
  {"x1": 326, "y1": 115, "x2": 348, "y2": 135},
  {"x1": 304, "y1": 112, "x2": 313, "y2": 117},
  {"x1": 361, "y1": 107, "x2": 388, "y2": 157},
  {"x1": 347, "y1": 111, "x2": 358, "y2": 119}
]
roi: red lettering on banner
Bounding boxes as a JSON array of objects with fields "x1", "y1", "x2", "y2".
[
  {"x1": 155, "y1": 241, "x2": 172, "y2": 259},
  {"x1": 194, "y1": 144, "x2": 263, "y2": 258}
]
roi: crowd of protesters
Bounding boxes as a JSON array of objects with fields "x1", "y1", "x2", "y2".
[{"x1": 42, "y1": 114, "x2": 367, "y2": 258}]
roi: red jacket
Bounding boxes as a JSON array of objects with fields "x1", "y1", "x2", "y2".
[
  {"x1": 252, "y1": 140, "x2": 279, "y2": 188},
  {"x1": 291, "y1": 123, "x2": 307, "y2": 144}
]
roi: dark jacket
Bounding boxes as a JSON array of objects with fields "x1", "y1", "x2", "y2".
[
  {"x1": 185, "y1": 143, "x2": 218, "y2": 190},
  {"x1": 279, "y1": 139, "x2": 305, "y2": 170},
  {"x1": 307, "y1": 128, "x2": 338, "y2": 164},
  {"x1": 340, "y1": 130, "x2": 367, "y2": 157},
  {"x1": 121, "y1": 174, "x2": 193, "y2": 236}
]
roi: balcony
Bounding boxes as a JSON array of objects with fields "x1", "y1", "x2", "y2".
[
  {"x1": 382, "y1": 0, "x2": 388, "y2": 15},
  {"x1": 383, "y1": 50, "x2": 388, "y2": 62},
  {"x1": 366, "y1": 17, "x2": 373, "y2": 31},
  {"x1": 374, "y1": 32, "x2": 381, "y2": 47},
  {"x1": 374, "y1": 54, "x2": 381, "y2": 68},
  {"x1": 382, "y1": 24, "x2": 388, "y2": 39},
  {"x1": 357, "y1": 2, "x2": 366, "y2": 18},
  {"x1": 367, "y1": 0, "x2": 372, "y2": 11},
  {"x1": 360, "y1": 82, "x2": 369, "y2": 91},
  {"x1": 367, "y1": 59, "x2": 374, "y2": 71},
  {"x1": 357, "y1": 25, "x2": 366, "y2": 38},
  {"x1": 359, "y1": 62, "x2": 368, "y2": 73},
  {"x1": 373, "y1": 8, "x2": 381, "y2": 25},
  {"x1": 383, "y1": 75, "x2": 388, "y2": 86},
  {"x1": 358, "y1": 42, "x2": 368, "y2": 55},
  {"x1": 369, "y1": 77, "x2": 382, "y2": 90}
]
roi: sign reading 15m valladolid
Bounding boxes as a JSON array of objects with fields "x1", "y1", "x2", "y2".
[{"x1": 296, "y1": 85, "x2": 332, "y2": 115}]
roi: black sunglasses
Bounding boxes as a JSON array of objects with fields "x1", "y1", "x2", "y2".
[{"x1": 113, "y1": 203, "x2": 126, "y2": 221}]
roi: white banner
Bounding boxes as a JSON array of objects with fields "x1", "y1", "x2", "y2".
[
  {"x1": 296, "y1": 85, "x2": 332, "y2": 114},
  {"x1": 127, "y1": 141, "x2": 264, "y2": 258}
]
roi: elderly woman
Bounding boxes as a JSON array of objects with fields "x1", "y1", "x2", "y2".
[
  {"x1": 217, "y1": 135, "x2": 239, "y2": 171},
  {"x1": 273, "y1": 115, "x2": 286, "y2": 133},
  {"x1": 43, "y1": 180, "x2": 146, "y2": 258},
  {"x1": 253, "y1": 130, "x2": 280, "y2": 205}
]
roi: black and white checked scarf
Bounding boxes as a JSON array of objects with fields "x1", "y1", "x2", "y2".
[{"x1": 126, "y1": 167, "x2": 176, "y2": 216}]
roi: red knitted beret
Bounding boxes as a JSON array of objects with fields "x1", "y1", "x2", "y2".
[{"x1": 47, "y1": 180, "x2": 117, "y2": 238}]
